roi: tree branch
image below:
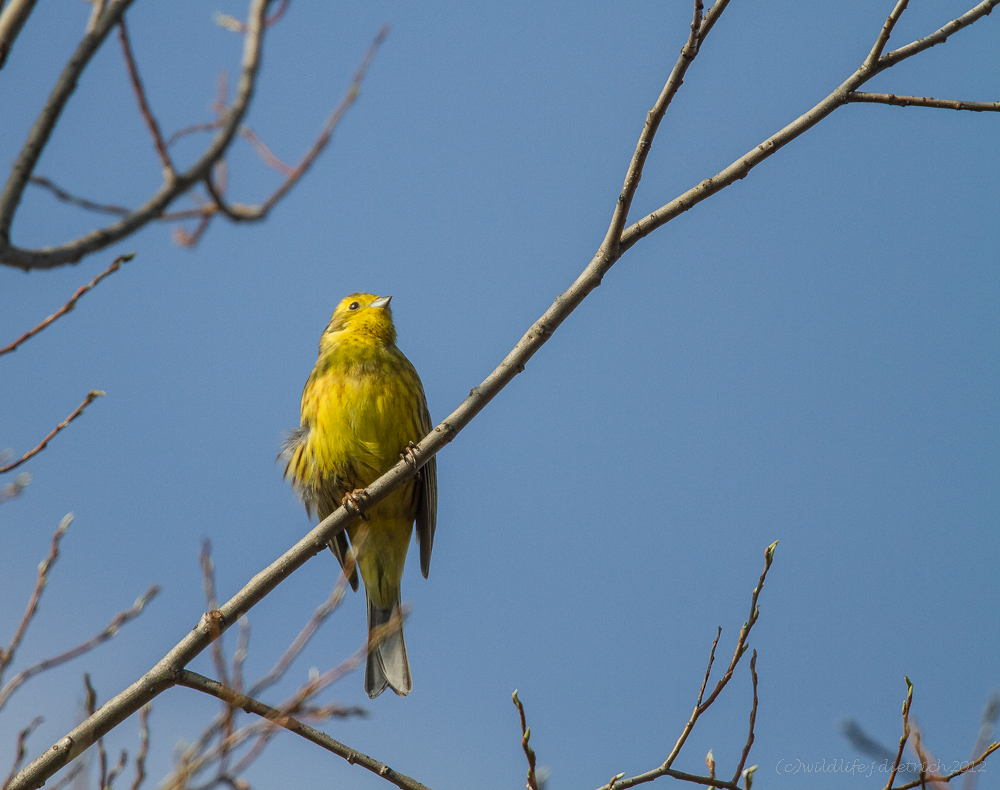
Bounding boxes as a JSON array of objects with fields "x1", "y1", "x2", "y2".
[
  {"x1": 0, "y1": 0, "x2": 39, "y2": 69},
  {"x1": 0, "y1": 253, "x2": 133, "y2": 357},
  {"x1": 0, "y1": 391, "x2": 105, "y2": 474},
  {"x1": 845, "y1": 92, "x2": 1000, "y2": 112},
  {"x1": 175, "y1": 671, "x2": 432, "y2": 790},
  {"x1": 117, "y1": 18, "x2": 174, "y2": 178},
  {"x1": 0, "y1": 0, "x2": 268, "y2": 270}
]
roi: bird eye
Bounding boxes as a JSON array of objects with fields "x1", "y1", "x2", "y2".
[{"x1": 348, "y1": 301, "x2": 360, "y2": 311}]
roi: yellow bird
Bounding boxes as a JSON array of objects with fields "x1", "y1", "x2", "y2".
[{"x1": 281, "y1": 293, "x2": 437, "y2": 698}]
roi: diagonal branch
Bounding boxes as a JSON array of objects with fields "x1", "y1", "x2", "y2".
[
  {"x1": 0, "y1": 585, "x2": 159, "y2": 713},
  {"x1": 117, "y1": 18, "x2": 174, "y2": 177},
  {"x1": 845, "y1": 92, "x2": 1000, "y2": 112},
  {"x1": 0, "y1": 0, "x2": 137, "y2": 243},
  {"x1": 0, "y1": 516, "x2": 72, "y2": 684},
  {"x1": 0, "y1": 253, "x2": 133, "y2": 357},
  {"x1": 620, "y1": 0, "x2": 1000, "y2": 254},
  {"x1": 0, "y1": 391, "x2": 105, "y2": 474},
  {"x1": 175, "y1": 671, "x2": 431, "y2": 790},
  {"x1": 0, "y1": 0, "x2": 39, "y2": 69},
  {"x1": 0, "y1": 0, "x2": 269, "y2": 271}
]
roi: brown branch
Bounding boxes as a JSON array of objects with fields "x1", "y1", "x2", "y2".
[
  {"x1": 175, "y1": 671, "x2": 432, "y2": 790},
  {"x1": 203, "y1": 24, "x2": 390, "y2": 223},
  {"x1": 0, "y1": 0, "x2": 268, "y2": 270},
  {"x1": 592, "y1": 542, "x2": 778, "y2": 790},
  {"x1": 83, "y1": 675, "x2": 108, "y2": 790},
  {"x1": 26, "y1": 176, "x2": 214, "y2": 221},
  {"x1": 620, "y1": 0, "x2": 1000, "y2": 254},
  {"x1": 845, "y1": 92, "x2": 1000, "y2": 112},
  {"x1": 731, "y1": 651, "x2": 758, "y2": 784},
  {"x1": 2, "y1": 716, "x2": 43, "y2": 789},
  {"x1": 512, "y1": 691, "x2": 540, "y2": 790},
  {"x1": 0, "y1": 515, "x2": 72, "y2": 684},
  {"x1": 0, "y1": 391, "x2": 105, "y2": 474},
  {"x1": 238, "y1": 127, "x2": 292, "y2": 176},
  {"x1": 0, "y1": 585, "x2": 159, "y2": 713},
  {"x1": 129, "y1": 705, "x2": 150, "y2": 790},
  {"x1": 0, "y1": 0, "x2": 137, "y2": 247},
  {"x1": 0, "y1": 253, "x2": 133, "y2": 357},
  {"x1": 118, "y1": 18, "x2": 174, "y2": 177},
  {"x1": 0, "y1": 0, "x2": 40, "y2": 69},
  {"x1": 602, "y1": 0, "x2": 710, "y2": 258},
  {"x1": 885, "y1": 677, "x2": 915, "y2": 790}
]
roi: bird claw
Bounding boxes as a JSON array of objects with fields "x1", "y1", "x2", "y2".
[
  {"x1": 342, "y1": 489, "x2": 370, "y2": 521},
  {"x1": 400, "y1": 441, "x2": 420, "y2": 471}
]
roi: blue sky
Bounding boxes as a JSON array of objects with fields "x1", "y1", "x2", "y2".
[{"x1": 1, "y1": 2, "x2": 997, "y2": 789}]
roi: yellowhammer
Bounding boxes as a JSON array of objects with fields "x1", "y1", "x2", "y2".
[{"x1": 281, "y1": 293, "x2": 437, "y2": 698}]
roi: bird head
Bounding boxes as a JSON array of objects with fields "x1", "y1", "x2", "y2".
[{"x1": 322, "y1": 293, "x2": 396, "y2": 345}]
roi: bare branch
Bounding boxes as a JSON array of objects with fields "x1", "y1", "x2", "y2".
[
  {"x1": 512, "y1": 691, "x2": 540, "y2": 790},
  {"x1": 2, "y1": 716, "x2": 43, "y2": 789},
  {"x1": 0, "y1": 391, "x2": 105, "y2": 474},
  {"x1": 83, "y1": 675, "x2": 108, "y2": 790},
  {"x1": 592, "y1": 542, "x2": 778, "y2": 790},
  {"x1": 0, "y1": 0, "x2": 39, "y2": 69},
  {"x1": 863, "y1": 0, "x2": 910, "y2": 72},
  {"x1": 0, "y1": 0, "x2": 267, "y2": 270},
  {"x1": 884, "y1": 677, "x2": 914, "y2": 790},
  {"x1": 731, "y1": 651, "x2": 759, "y2": 784},
  {"x1": 129, "y1": 705, "x2": 150, "y2": 790},
  {"x1": 894, "y1": 743, "x2": 1000, "y2": 790},
  {"x1": 0, "y1": 253, "x2": 133, "y2": 357},
  {"x1": 0, "y1": 585, "x2": 159, "y2": 713},
  {"x1": 0, "y1": 0, "x2": 137, "y2": 246},
  {"x1": 0, "y1": 515, "x2": 72, "y2": 683},
  {"x1": 846, "y1": 92, "x2": 1000, "y2": 112},
  {"x1": 877, "y1": 0, "x2": 1000, "y2": 71},
  {"x1": 620, "y1": 0, "x2": 1000, "y2": 254},
  {"x1": 202, "y1": 24, "x2": 389, "y2": 224},
  {"x1": 175, "y1": 671, "x2": 432, "y2": 790},
  {"x1": 117, "y1": 18, "x2": 174, "y2": 177}
]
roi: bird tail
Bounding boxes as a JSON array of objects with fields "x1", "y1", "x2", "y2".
[{"x1": 365, "y1": 593, "x2": 411, "y2": 698}]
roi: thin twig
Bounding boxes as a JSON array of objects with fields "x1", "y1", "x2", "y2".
[
  {"x1": 512, "y1": 691, "x2": 540, "y2": 790},
  {"x1": 884, "y1": 677, "x2": 914, "y2": 790},
  {"x1": 0, "y1": 0, "x2": 267, "y2": 270},
  {"x1": 0, "y1": 391, "x2": 105, "y2": 474},
  {"x1": 0, "y1": 585, "x2": 159, "y2": 712},
  {"x1": 2, "y1": 716, "x2": 43, "y2": 789},
  {"x1": 105, "y1": 751, "x2": 128, "y2": 790},
  {"x1": 175, "y1": 671, "x2": 431, "y2": 790},
  {"x1": 894, "y1": 743, "x2": 1000, "y2": 790},
  {"x1": 129, "y1": 705, "x2": 150, "y2": 790},
  {"x1": 846, "y1": 92, "x2": 1000, "y2": 112},
  {"x1": 962, "y1": 693, "x2": 999, "y2": 790},
  {"x1": 877, "y1": 0, "x2": 999, "y2": 71},
  {"x1": 0, "y1": 253, "x2": 134, "y2": 357},
  {"x1": 84, "y1": 675, "x2": 108, "y2": 790},
  {"x1": 118, "y1": 19, "x2": 174, "y2": 177},
  {"x1": 0, "y1": 515, "x2": 72, "y2": 684},
  {"x1": 27, "y1": 176, "x2": 209, "y2": 220},
  {"x1": 731, "y1": 651, "x2": 758, "y2": 783},
  {"x1": 863, "y1": 0, "x2": 910, "y2": 72}
]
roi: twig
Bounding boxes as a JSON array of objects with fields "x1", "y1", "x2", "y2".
[
  {"x1": 0, "y1": 0, "x2": 268, "y2": 270},
  {"x1": 175, "y1": 671, "x2": 432, "y2": 790},
  {"x1": 863, "y1": 0, "x2": 909, "y2": 72},
  {"x1": 0, "y1": 0, "x2": 40, "y2": 69},
  {"x1": 619, "y1": 0, "x2": 1000, "y2": 254},
  {"x1": 592, "y1": 542, "x2": 778, "y2": 790},
  {"x1": 845, "y1": 92, "x2": 1000, "y2": 112},
  {"x1": 512, "y1": 691, "x2": 540, "y2": 790},
  {"x1": 0, "y1": 253, "x2": 134, "y2": 357},
  {"x1": 117, "y1": 18, "x2": 174, "y2": 177},
  {"x1": 2, "y1": 716, "x2": 43, "y2": 789},
  {"x1": 0, "y1": 515, "x2": 72, "y2": 684},
  {"x1": 204, "y1": 24, "x2": 389, "y2": 223},
  {"x1": 47, "y1": 764, "x2": 82, "y2": 790},
  {"x1": 214, "y1": 0, "x2": 289, "y2": 34},
  {"x1": 0, "y1": 585, "x2": 159, "y2": 712},
  {"x1": 106, "y1": 751, "x2": 128, "y2": 790},
  {"x1": 884, "y1": 677, "x2": 914, "y2": 790},
  {"x1": 84, "y1": 675, "x2": 108, "y2": 790},
  {"x1": 731, "y1": 651, "x2": 759, "y2": 783},
  {"x1": 0, "y1": 391, "x2": 105, "y2": 474},
  {"x1": 962, "y1": 693, "x2": 999, "y2": 790},
  {"x1": 129, "y1": 705, "x2": 150, "y2": 790}
]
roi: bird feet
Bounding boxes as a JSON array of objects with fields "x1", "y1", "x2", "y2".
[
  {"x1": 342, "y1": 489, "x2": 370, "y2": 521},
  {"x1": 400, "y1": 441, "x2": 421, "y2": 472}
]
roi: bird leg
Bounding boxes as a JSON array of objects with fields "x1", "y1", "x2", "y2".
[
  {"x1": 400, "y1": 441, "x2": 421, "y2": 473},
  {"x1": 342, "y1": 489, "x2": 370, "y2": 521}
]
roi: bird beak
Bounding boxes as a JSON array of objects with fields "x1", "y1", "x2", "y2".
[{"x1": 370, "y1": 295, "x2": 392, "y2": 309}]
